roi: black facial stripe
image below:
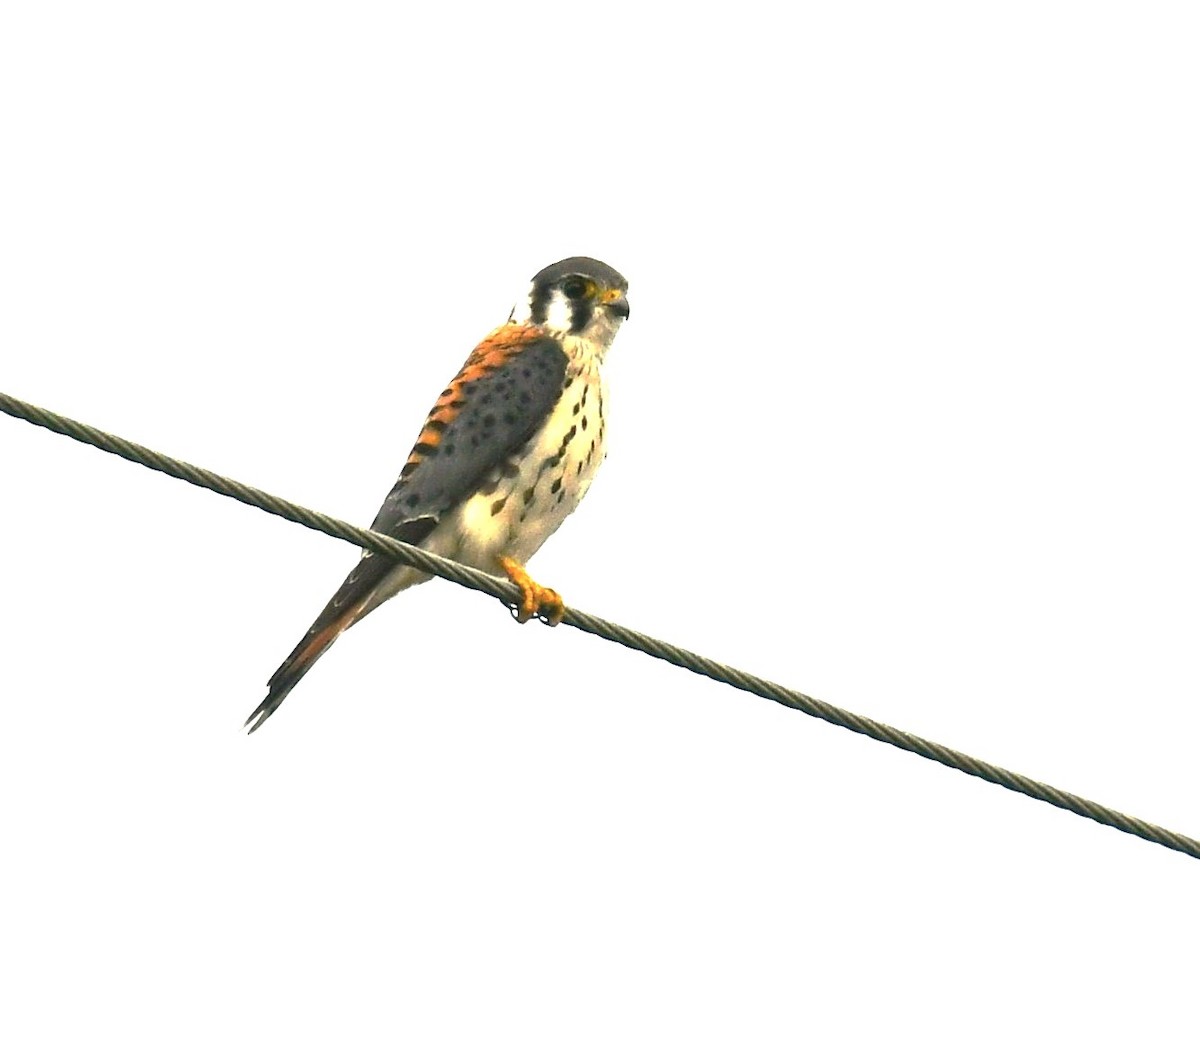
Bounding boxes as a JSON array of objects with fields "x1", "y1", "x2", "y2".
[
  {"x1": 527, "y1": 284, "x2": 594, "y2": 332},
  {"x1": 568, "y1": 298, "x2": 594, "y2": 334},
  {"x1": 529, "y1": 284, "x2": 550, "y2": 326}
]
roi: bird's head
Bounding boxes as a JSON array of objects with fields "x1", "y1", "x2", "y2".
[{"x1": 510, "y1": 256, "x2": 630, "y2": 348}]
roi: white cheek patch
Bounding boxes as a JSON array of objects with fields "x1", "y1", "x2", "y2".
[{"x1": 543, "y1": 293, "x2": 573, "y2": 332}]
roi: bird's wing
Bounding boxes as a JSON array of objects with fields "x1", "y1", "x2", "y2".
[
  {"x1": 368, "y1": 324, "x2": 569, "y2": 537},
  {"x1": 246, "y1": 325, "x2": 568, "y2": 732}
]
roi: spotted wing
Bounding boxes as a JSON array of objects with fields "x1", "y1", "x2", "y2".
[{"x1": 370, "y1": 324, "x2": 569, "y2": 536}]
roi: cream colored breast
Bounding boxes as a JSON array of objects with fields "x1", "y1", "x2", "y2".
[{"x1": 449, "y1": 350, "x2": 607, "y2": 571}]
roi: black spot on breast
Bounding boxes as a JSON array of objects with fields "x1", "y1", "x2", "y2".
[
  {"x1": 556, "y1": 489, "x2": 566, "y2": 504},
  {"x1": 405, "y1": 493, "x2": 420, "y2": 509},
  {"x1": 523, "y1": 487, "x2": 536, "y2": 505},
  {"x1": 581, "y1": 415, "x2": 588, "y2": 431},
  {"x1": 576, "y1": 461, "x2": 582, "y2": 476},
  {"x1": 491, "y1": 497, "x2": 508, "y2": 516},
  {"x1": 550, "y1": 477, "x2": 562, "y2": 494},
  {"x1": 483, "y1": 414, "x2": 496, "y2": 428}
]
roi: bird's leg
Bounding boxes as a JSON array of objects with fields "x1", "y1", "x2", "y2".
[{"x1": 498, "y1": 556, "x2": 565, "y2": 625}]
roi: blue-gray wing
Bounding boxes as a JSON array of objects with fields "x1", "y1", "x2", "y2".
[{"x1": 369, "y1": 326, "x2": 568, "y2": 538}]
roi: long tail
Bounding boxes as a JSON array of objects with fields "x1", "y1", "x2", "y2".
[{"x1": 245, "y1": 553, "x2": 398, "y2": 733}]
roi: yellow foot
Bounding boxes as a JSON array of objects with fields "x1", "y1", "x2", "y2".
[{"x1": 498, "y1": 556, "x2": 565, "y2": 625}]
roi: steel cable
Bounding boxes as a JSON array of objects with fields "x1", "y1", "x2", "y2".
[{"x1": 3, "y1": 389, "x2": 1197, "y2": 860}]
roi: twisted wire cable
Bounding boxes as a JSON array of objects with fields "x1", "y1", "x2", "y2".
[{"x1": 3, "y1": 389, "x2": 1197, "y2": 860}]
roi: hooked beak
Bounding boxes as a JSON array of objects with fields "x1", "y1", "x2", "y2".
[{"x1": 600, "y1": 288, "x2": 630, "y2": 320}]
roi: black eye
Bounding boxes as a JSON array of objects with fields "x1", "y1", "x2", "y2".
[{"x1": 561, "y1": 276, "x2": 589, "y2": 300}]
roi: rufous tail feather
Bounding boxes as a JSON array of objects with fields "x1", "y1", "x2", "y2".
[
  {"x1": 244, "y1": 554, "x2": 399, "y2": 732},
  {"x1": 244, "y1": 606, "x2": 360, "y2": 733}
]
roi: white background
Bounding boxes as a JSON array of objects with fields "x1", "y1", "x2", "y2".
[{"x1": 2, "y1": 2, "x2": 1198, "y2": 1039}]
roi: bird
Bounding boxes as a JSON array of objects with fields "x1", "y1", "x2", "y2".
[{"x1": 245, "y1": 256, "x2": 630, "y2": 732}]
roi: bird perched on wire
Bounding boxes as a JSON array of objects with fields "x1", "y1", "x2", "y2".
[{"x1": 245, "y1": 256, "x2": 630, "y2": 732}]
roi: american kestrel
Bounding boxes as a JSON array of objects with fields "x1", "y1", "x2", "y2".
[{"x1": 245, "y1": 256, "x2": 630, "y2": 732}]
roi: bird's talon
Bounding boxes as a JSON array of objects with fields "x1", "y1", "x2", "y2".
[
  {"x1": 537, "y1": 586, "x2": 564, "y2": 626},
  {"x1": 499, "y1": 556, "x2": 564, "y2": 627}
]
